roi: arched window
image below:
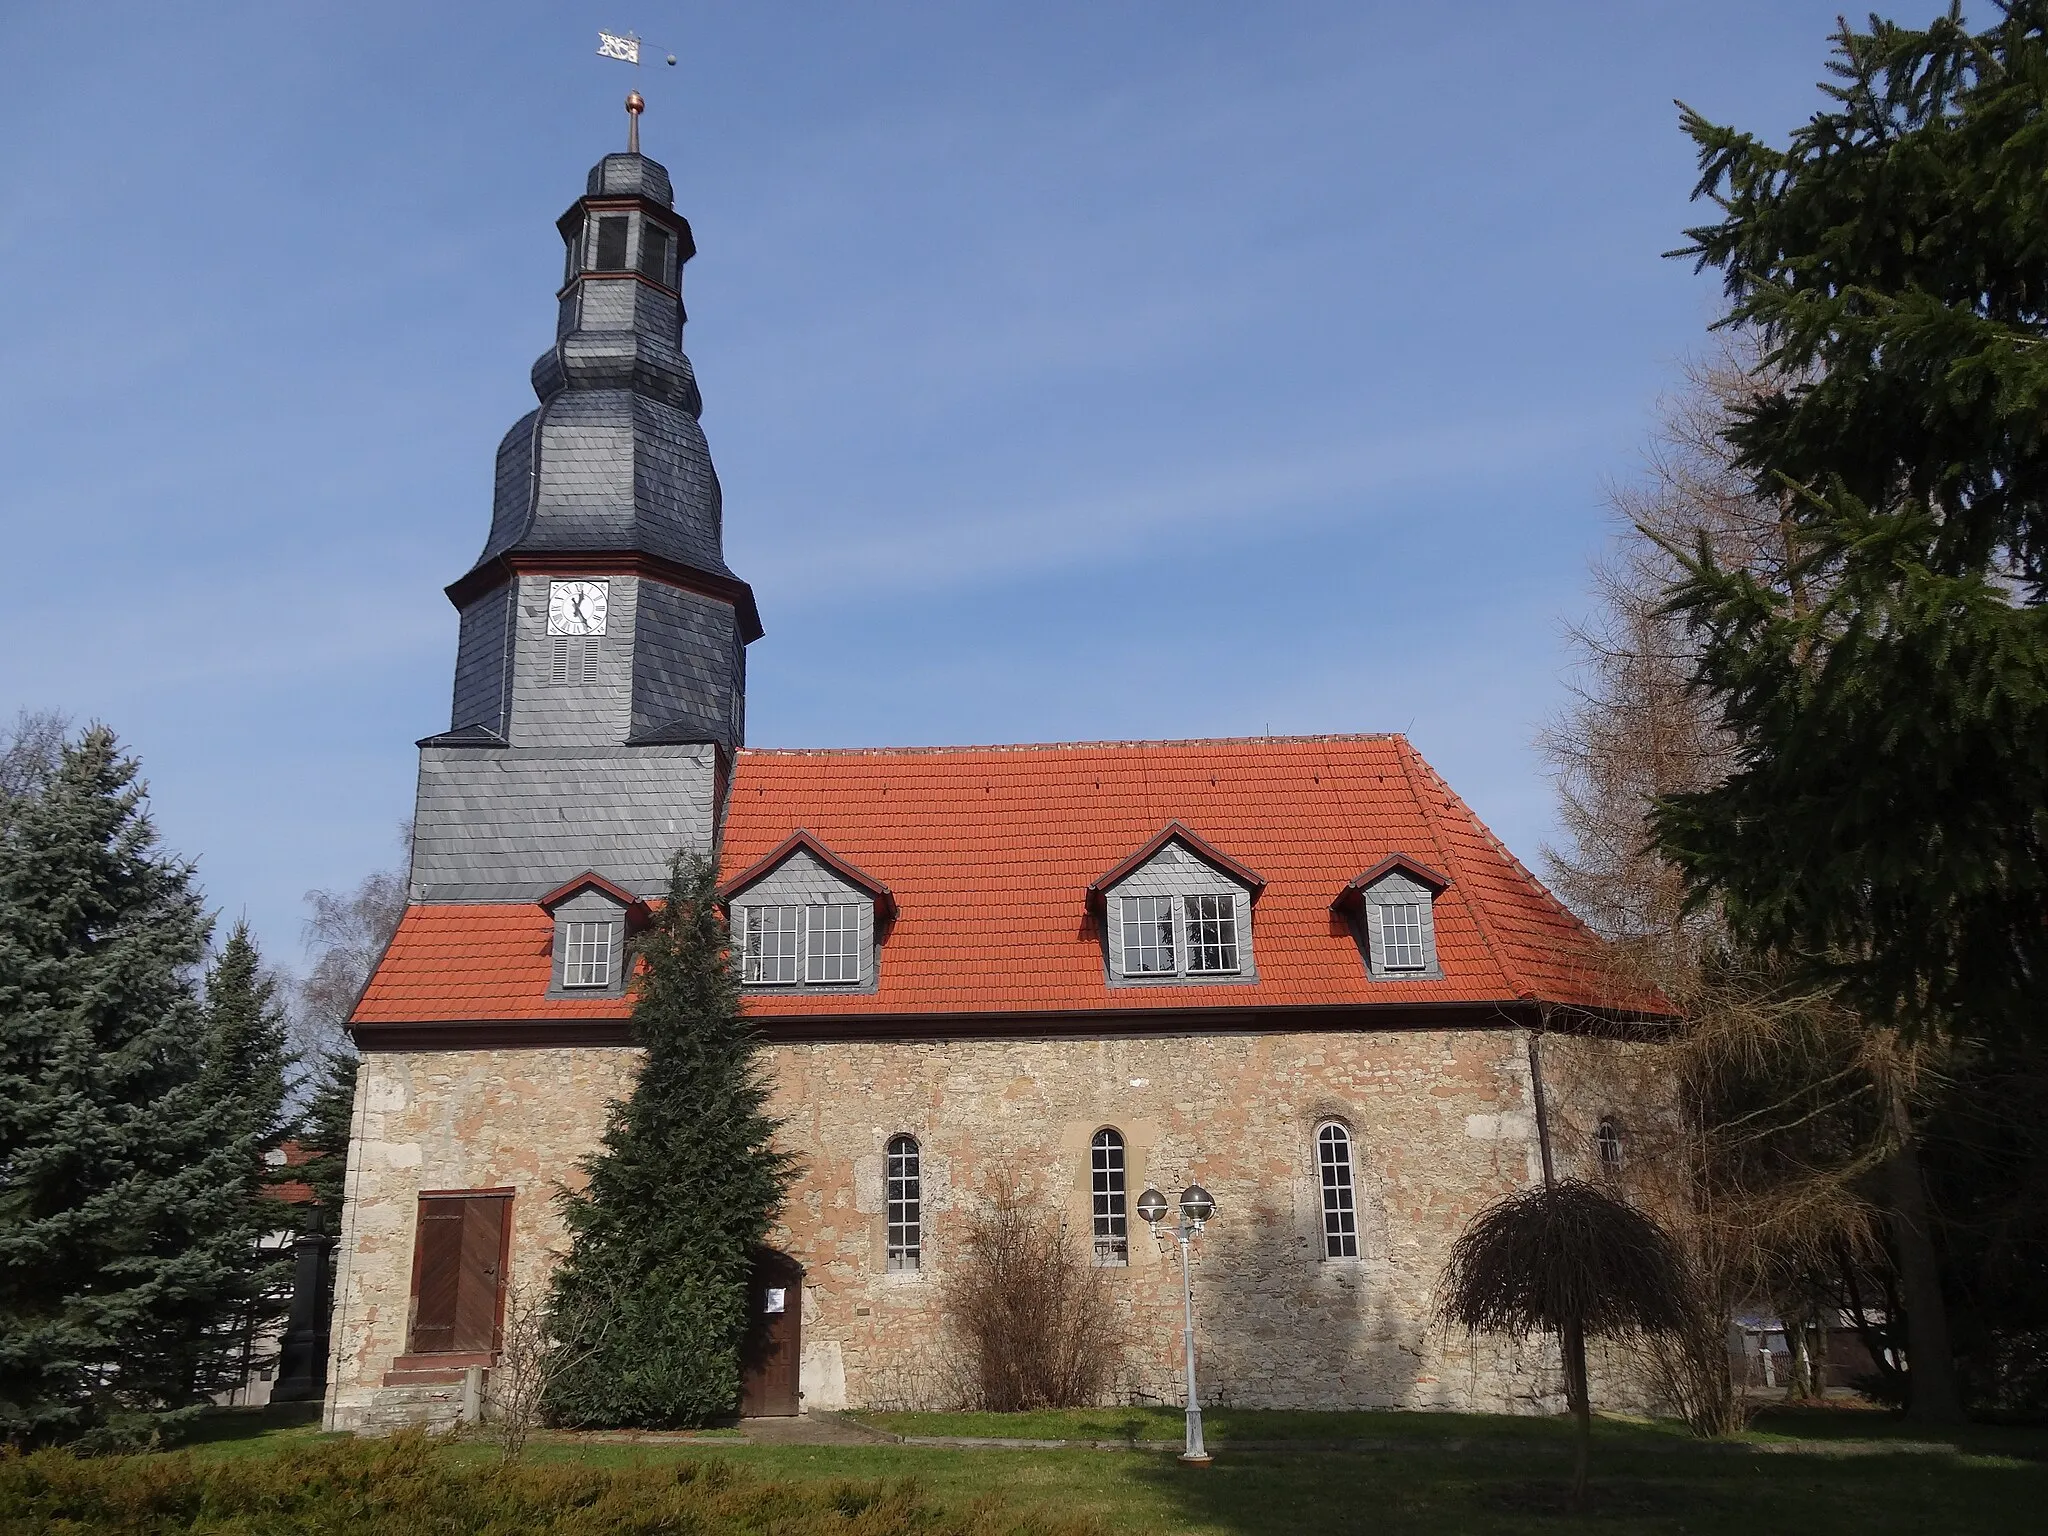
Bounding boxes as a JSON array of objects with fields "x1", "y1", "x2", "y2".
[
  {"x1": 1317, "y1": 1123, "x2": 1360, "y2": 1258},
  {"x1": 1596, "y1": 1117, "x2": 1625, "y2": 1176},
  {"x1": 885, "y1": 1135, "x2": 921, "y2": 1272},
  {"x1": 1091, "y1": 1128, "x2": 1128, "y2": 1266}
]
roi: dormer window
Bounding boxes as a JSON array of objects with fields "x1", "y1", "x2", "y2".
[
  {"x1": 736, "y1": 902, "x2": 863, "y2": 985},
  {"x1": 1092, "y1": 823, "x2": 1263, "y2": 985},
  {"x1": 1119, "y1": 897, "x2": 1177, "y2": 975},
  {"x1": 539, "y1": 872, "x2": 647, "y2": 998},
  {"x1": 719, "y1": 831, "x2": 895, "y2": 996},
  {"x1": 1335, "y1": 855, "x2": 1449, "y2": 980},
  {"x1": 1374, "y1": 901, "x2": 1428, "y2": 970},
  {"x1": 562, "y1": 921, "x2": 616, "y2": 988}
]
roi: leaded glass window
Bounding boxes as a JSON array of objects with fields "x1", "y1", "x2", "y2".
[
  {"x1": 638, "y1": 221, "x2": 672, "y2": 283},
  {"x1": 593, "y1": 214, "x2": 629, "y2": 271},
  {"x1": 886, "y1": 1135, "x2": 921, "y2": 1272},
  {"x1": 1318, "y1": 1123, "x2": 1360, "y2": 1258},
  {"x1": 1092, "y1": 1128, "x2": 1128, "y2": 1265}
]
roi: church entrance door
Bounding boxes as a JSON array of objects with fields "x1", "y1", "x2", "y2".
[{"x1": 739, "y1": 1249, "x2": 803, "y2": 1416}]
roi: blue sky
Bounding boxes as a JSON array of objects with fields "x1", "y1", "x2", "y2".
[{"x1": 0, "y1": 1, "x2": 1855, "y2": 972}]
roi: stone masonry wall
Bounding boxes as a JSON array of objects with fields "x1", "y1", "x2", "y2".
[{"x1": 324, "y1": 1027, "x2": 1668, "y2": 1430}]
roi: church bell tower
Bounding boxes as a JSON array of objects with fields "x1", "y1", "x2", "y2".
[{"x1": 408, "y1": 126, "x2": 759, "y2": 903}]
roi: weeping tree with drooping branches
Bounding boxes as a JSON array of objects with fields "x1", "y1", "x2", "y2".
[{"x1": 1437, "y1": 1179, "x2": 1689, "y2": 1509}]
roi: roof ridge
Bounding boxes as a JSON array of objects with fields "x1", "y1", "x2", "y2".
[
  {"x1": 738, "y1": 733, "x2": 1405, "y2": 759},
  {"x1": 1394, "y1": 739, "x2": 1530, "y2": 998}
]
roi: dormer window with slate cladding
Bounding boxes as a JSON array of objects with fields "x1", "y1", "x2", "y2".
[
  {"x1": 1091, "y1": 823, "x2": 1264, "y2": 986},
  {"x1": 718, "y1": 832, "x2": 896, "y2": 996},
  {"x1": 540, "y1": 873, "x2": 647, "y2": 999},
  {"x1": 1334, "y1": 855, "x2": 1449, "y2": 981}
]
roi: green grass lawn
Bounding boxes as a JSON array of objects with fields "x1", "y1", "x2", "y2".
[{"x1": 14, "y1": 1407, "x2": 2041, "y2": 1535}]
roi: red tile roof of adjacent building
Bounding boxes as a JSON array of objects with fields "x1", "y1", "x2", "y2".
[{"x1": 352, "y1": 735, "x2": 1648, "y2": 1032}]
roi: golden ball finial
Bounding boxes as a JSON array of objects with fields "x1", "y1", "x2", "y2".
[{"x1": 626, "y1": 91, "x2": 645, "y2": 114}]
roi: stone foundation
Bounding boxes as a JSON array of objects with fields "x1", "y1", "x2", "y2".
[{"x1": 324, "y1": 1027, "x2": 1669, "y2": 1430}]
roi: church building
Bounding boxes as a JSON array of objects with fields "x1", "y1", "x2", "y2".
[{"x1": 322, "y1": 135, "x2": 1660, "y2": 1432}]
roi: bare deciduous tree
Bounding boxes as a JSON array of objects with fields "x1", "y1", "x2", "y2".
[
  {"x1": 294, "y1": 824, "x2": 411, "y2": 1066},
  {"x1": 0, "y1": 709, "x2": 68, "y2": 807},
  {"x1": 1540, "y1": 341, "x2": 1922, "y2": 1433},
  {"x1": 483, "y1": 1281, "x2": 614, "y2": 1462},
  {"x1": 945, "y1": 1174, "x2": 1126, "y2": 1411}
]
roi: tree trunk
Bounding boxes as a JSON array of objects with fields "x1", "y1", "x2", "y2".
[
  {"x1": 1881, "y1": 1071, "x2": 1962, "y2": 1425},
  {"x1": 1562, "y1": 1314, "x2": 1591, "y2": 1507}
]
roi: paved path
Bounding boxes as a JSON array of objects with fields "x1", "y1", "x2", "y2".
[{"x1": 738, "y1": 1412, "x2": 900, "y2": 1447}]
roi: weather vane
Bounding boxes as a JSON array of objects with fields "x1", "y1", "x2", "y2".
[{"x1": 597, "y1": 29, "x2": 678, "y2": 153}]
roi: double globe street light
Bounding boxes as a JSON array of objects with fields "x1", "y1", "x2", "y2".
[{"x1": 1137, "y1": 1182, "x2": 1215, "y2": 1466}]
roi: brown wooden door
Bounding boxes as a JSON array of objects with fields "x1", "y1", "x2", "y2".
[
  {"x1": 407, "y1": 1193, "x2": 510, "y2": 1356},
  {"x1": 739, "y1": 1249, "x2": 803, "y2": 1416}
]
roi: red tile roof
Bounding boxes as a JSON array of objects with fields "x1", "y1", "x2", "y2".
[{"x1": 353, "y1": 735, "x2": 1645, "y2": 1032}]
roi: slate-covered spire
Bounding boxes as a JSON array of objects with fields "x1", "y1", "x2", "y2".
[{"x1": 450, "y1": 146, "x2": 761, "y2": 640}]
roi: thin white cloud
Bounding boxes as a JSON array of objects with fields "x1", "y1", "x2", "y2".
[{"x1": 748, "y1": 408, "x2": 1619, "y2": 603}]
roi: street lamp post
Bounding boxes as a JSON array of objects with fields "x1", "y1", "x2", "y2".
[{"x1": 1138, "y1": 1183, "x2": 1215, "y2": 1466}]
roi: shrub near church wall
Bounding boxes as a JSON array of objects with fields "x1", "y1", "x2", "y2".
[{"x1": 325, "y1": 1029, "x2": 1665, "y2": 1429}]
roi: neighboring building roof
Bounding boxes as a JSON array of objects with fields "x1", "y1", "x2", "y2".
[
  {"x1": 353, "y1": 735, "x2": 1650, "y2": 1041},
  {"x1": 261, "y1": 1139, "x2": 319, "y2": 1206}
]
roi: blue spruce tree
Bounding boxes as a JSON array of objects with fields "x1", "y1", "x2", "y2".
[{"x1": 0, "y1": 728, "x2": 268, "y2": 1446}]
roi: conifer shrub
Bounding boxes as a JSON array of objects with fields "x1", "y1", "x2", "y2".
[
  {"x1": 0, "y1": 1432, "x2": 1106, "y2": 1535},
  {"x1": 542, "y1": 853, "x2": 797, "y2": 1427}
]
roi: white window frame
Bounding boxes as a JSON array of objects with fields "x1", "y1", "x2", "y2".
[
  {"x1": 737, "y1": 901, "x2": 863, "y2": 987},
  {"x1": 1091, "y1": 1128, "x2": 1129, "y2": 1266},
  {"x1": 740, "y1": 904, "x2": 800, "y2": 985},
  {"x1": 1317, "y1": 1123, "x2": 1360, "y2": 1259},
  {"x1": 561, "y1": 920, "x2": 617, "y2": 989},
  {"x1": 1182, "y1": 892, "x2": 1241, "y2": 975},
  {"x1": 885, "y1": 1134, "x2": 921, "y2": 1272},
  {"x1": 1374, "y1": 900, "x2": 1428, "y2": 971},
  {"x1": 803, "y1": 903, "x2": 862, "y2": 984},
  {"x1": 1117, "y1": 895, "x2": 1177, "y2": 976}
]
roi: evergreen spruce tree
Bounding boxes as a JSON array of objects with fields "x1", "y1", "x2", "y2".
[
  {"x1": 295, "y1": 1047, "x2": 358, "y2": 1235},
  {"x1": 0, "y1": 728, "x2": 253, "y2": 1446},
  {"x1": 191, "y1": 923, "x2": 296, "y2": 1390},
  {"x1": 1654, "y1": 5, "x2": 2048, "y2": 1420},
  {"x1": 543, "y1": 852, "x2": 796, "y2": 1427}
]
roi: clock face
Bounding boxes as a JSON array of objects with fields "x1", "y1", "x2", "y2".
[{"x1": 547, "y1": 579, "x2": 609, "y2": 636}]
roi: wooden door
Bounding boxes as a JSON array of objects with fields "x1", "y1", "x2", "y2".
[
  {"x1": 407, "y1": 1193, "x2": 510, "y2": 1356},
  {"x1": 739, "y1": 1249, "x2": 803, "y2": 1416}
]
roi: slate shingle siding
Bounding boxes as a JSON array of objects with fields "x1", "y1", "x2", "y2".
[
  {"x1": 630, "y1": 580, "x2": 742, "y2": 750},
  {"x1": 411, "y1": 743, "x2": 715, "y2": 902},
  {"x1": 449, "y1": 583, "x2": 514, "y2": 736},
  {"x1": 505, "y1": 575, "x2": 636, "y2": 747}
]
